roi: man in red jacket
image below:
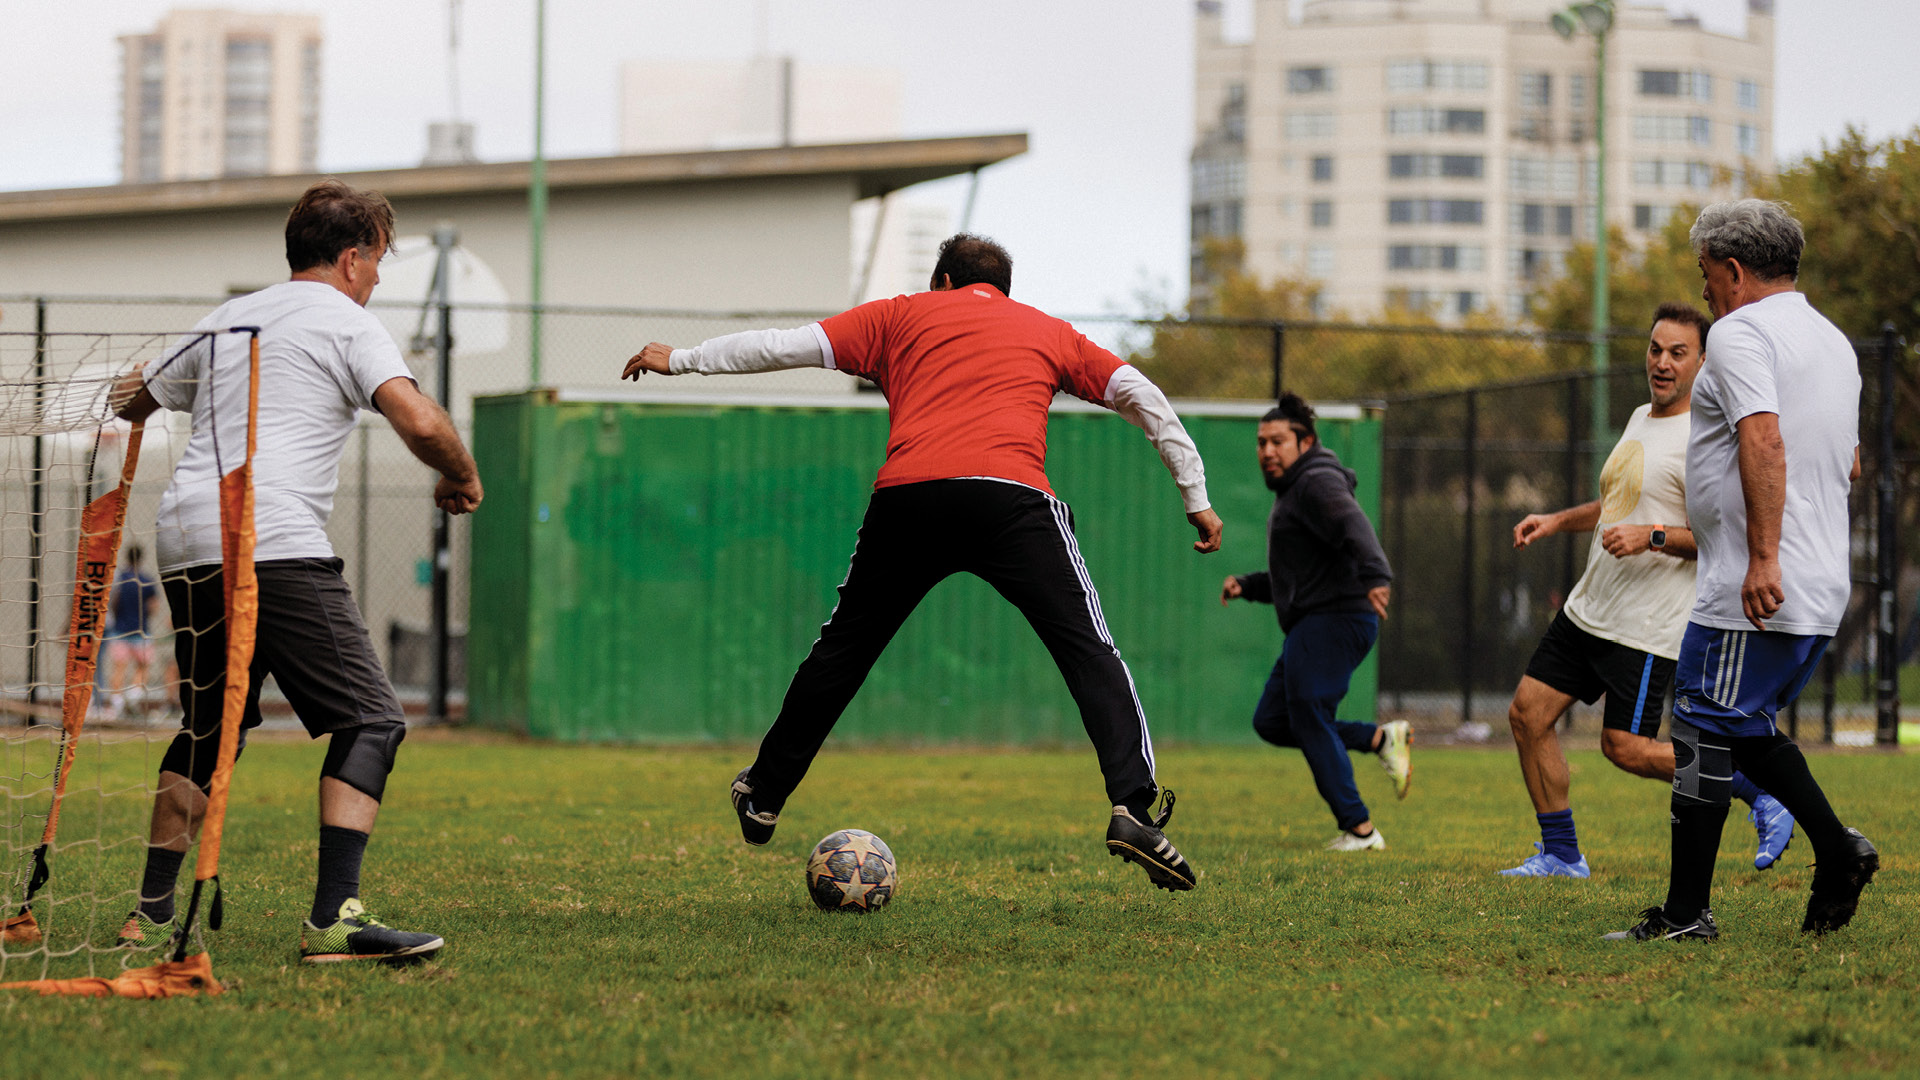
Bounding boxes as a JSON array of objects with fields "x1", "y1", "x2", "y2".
[{"x1": 624, "y1": 234, "x2": 1222, "y2": 891}]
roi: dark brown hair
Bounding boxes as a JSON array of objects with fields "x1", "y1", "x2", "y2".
[
  {"x1": 930, "y1": 233, "x2": 1014, "y2": 296},
  {"x1": 1262, "y1": 391, "x2": 1317, "y2": 443},
  {"x1": 1649, "y1": 301, "x2": 1711, "y2": 349},
  {"x1": 285, "y1": 180, "x2": 395, "y2": 272}
]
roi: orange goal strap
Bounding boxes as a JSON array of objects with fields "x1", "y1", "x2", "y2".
[
  {"x1": 0, "y1": 953, "x2": 222, "y2": 998},
  {"x1": 36, "y1": 420, "x2": 145, "y2": 851},
  {"x1": 193, "y1": 334, "x2": 259, "y2": 885}
]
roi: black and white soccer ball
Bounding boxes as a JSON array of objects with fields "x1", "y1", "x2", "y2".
[{"x1": 805, "y1": 829, "x2": 897, "y2": 913}]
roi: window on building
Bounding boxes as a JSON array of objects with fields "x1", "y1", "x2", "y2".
[
  {"x1": 1737, "y1": 79, "x2": 1760, "y2": 110},
  {"x1": 1555, "y1": 204, "x2": 1576, "y2": 237},
  {"x1": 1310, "y1": 200, "x2": 1335, "y2": 227},
  {"x1": 1190, "y1": 156, "x2": 1246, "y2": 202},
  {"x1": 1288, "y1": 66, "x2": 1333, "y2": 94},
  {"x1": 1634, "y1": 114, "x2": 1712, "y2": 144},
  {"x1": 1690, "y1": 116, "x2": 1712, "y2": 146},
  {"x1": 1515, "y1": 203, "x2": 1546, "y2": 235},
  {"x1": 135, "y1": 38, "x2": 165, "y2": 182},
  {"x1": 1311, "y1": 155, "x2": 1335, "y2": 181},
  {"x1": 1388, "y1": 244, "x2": 1485, "y2": 271},
  {"x1": 1388, "y1": 199, "x2": 1484, "y2": 225},
  {"x1": 1389, "y1": 153, "x2": 1485, "y2": 179},
  {"x1": 1454, "y1": 291, "x2": 1481, "y2": 316},
  {"x1": 1386, "y1": 59, "x2": 1490, "y2": 93},
  {"x1": 223, "y1": 37, "x2": 272, "y2": 177},
  {"x1": 1387, "y1": 107, "x2": 1486, "y2": 135},
  {"x1": 1568, "y1": 74, "x2": 1589, "y2": 111},
  {"x1": 1510, "y1": 247, "x2": 1549, "y2": 281},
  {"x1": 1639, "y1": 69, "x2": 1681, "y2": 96},
  {"x1": 1285, "y1": 111, "x2": 1336, "y2": 139},
  {"x1": 1517, "y1": 72, "x2": 1552, "y2": 109},
  {"x1": 1307, "y1": 244, "x2": 1336, "y2": 277},
  {"x1": 1443, "y1": 154, "x2": 1485, "y2": 178},
  {"x1": 1632, "y1": 204, "x2": 1675, "y2": 231},
  {"x1": 299, "y1": 40, "x2": 321, "y2": 170},
  {"x1": 1736, "y1": 124, "x2": 1760, "y2": 156}
]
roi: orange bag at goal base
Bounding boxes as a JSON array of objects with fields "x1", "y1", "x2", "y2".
[{"x1": 0, "y1": 952, "x2": 222, "y2": 998}]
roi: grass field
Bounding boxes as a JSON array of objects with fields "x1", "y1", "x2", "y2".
[{"x1": 3, "y1": 731, "x2": 1914, "y2": 1079}]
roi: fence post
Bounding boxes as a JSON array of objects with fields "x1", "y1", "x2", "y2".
[
  {"x1": 25, "y1": 298, "x2": 48, "y2": 715},
  {"x1": 1875, "y1": 323, "x2": 1899, "y2": 745},
  {"x1": 1561, "y1": 373, "x2": 1580, "y2": 601},
  {"x1": 1461, "y1": 389, "x2": 1478, "y2": 730},
  {"x1": 429, "y1": 227, "x2": 457, "y2": 724},
  {"x1": 1269, "y1": 322, "x2": 1285, "y2": 402}
]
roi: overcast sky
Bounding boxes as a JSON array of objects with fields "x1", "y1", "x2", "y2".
[{"x1": 3, "y1": 0, "x2": 1917, "y2": 315}]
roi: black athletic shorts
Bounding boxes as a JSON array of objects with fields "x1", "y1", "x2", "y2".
[
  {"x1": 164, "y1": 557, "x2": 404, "y2": 755},
  {"x1": 1523, "y1": 610, "x2": 1674, "y2": 736}
]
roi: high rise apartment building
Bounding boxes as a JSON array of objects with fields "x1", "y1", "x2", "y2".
[
  {"x1": 119, "y1": 9, "x2": 322, "y2": 183},
  {"x1": 1191, "y1": 0, "x2": 1774, "y2": 319}
]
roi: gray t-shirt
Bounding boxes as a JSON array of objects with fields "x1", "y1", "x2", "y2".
[
  {"x1": 149, "y1": 281, "x2": 416, "y2": 572},
  {"x1": 1685, "y1": 290, "x2": 1859, "y2": 635}
]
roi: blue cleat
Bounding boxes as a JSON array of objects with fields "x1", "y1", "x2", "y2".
[
  {"x1": 1751, "y1": 794, "x2": 1796, "y2": 870},
  {"x1": 1498, "y1": 842, "x2": 1591, "y2": 878}
]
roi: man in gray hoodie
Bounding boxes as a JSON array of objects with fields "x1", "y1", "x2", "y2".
[{"x1": 1220, "y1": 393, "x2": 1409, "y2": 851}]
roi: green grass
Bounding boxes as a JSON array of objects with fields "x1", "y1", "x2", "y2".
[{"x1": 3, "y1": 732, "x2": 1915, "y2": 1079}]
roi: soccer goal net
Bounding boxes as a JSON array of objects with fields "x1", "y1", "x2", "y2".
[{"x1": 0, "y1": 327, "x2": 258, "y2": 998}]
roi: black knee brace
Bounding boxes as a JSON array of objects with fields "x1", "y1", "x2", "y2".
[
  {"x1": 159, "y1": 729, "x2": 247, "y2": 793},
  {"x1": 1670, "y1": 720, "x2": 1733, "y2": 809},
  {"x1": 320, "y1": 719, "x2": 406, "y2": 802}
]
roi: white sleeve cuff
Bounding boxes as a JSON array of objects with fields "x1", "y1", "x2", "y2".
[{"x1": 810, "y1": 323, "x2": 837, "y2": 370}]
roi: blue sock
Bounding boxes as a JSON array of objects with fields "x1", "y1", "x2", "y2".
[
  {"x1": 1730, "y1": 771, "x2": 1764, "y2": 807},
  {"x1": 1537, "y1": 809, "x2": 1579, "y2": 863}
]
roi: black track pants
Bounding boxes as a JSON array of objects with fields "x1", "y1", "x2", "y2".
[{"x1": 748, "y1": 478, "x2": 1158, "y2": 810}]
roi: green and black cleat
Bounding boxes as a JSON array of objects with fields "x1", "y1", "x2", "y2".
[
  {"x1": 1105, "y1": 789, "x2": 1197, "y2": 892},
  {"x1": 300, "y1": 898, "x2": 444, "y2": 964},
  {"x1": 1602, "y1": 906, "x2": 1719, "y2": 942}
]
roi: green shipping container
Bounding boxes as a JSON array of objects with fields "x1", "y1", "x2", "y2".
[{"x1": 468, "y1": 391, "x2": 1383, "y2": 744}]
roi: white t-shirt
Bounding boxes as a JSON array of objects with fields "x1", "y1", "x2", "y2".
[
  {"x1": 1686, "y1": 291, "x2": 1859, "y2": 635},
  {"x1": 1563, "y1": 404, "x2": 1696, "y2": 659},
  {"x1": 148, "y1": 281, "x2": 416, "y2": 572}
]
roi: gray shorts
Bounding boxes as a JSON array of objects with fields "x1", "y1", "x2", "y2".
[{"x1": 164, "y1": 557, "x2": 403, "y2": 749}]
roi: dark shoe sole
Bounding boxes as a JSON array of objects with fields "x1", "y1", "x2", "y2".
[
  {"x1": 1106, "y1": 838, "x2": 1197, "y2": 892},
  {"x1": 302, "y1": 938, "x2": 444, "y2": 965},
  {"x1": 731, "y1": 768, "x2": 776, "y2": 847}
]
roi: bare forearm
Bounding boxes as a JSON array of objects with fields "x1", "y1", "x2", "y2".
[
  {"x1": 1738, "y1": 425, "x2": 1786, "y2": 564},
  {"x1": 399, "y1": 414, "x2": 477, "y2": 482},
  {"x1": 1663, "y1": 528, "x2": 1698, "y2": 560},
  {"x1": 1555, "y1": 500, "x2": 1603, "y2": 534}
]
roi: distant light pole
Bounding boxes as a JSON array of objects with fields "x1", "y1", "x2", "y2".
[
  {"x1": 1553, "y1": 0, "x2": 1614, "y2": 454},
  {"x1": 529, "y1": 0, "x2": 548, "y2": 386}
]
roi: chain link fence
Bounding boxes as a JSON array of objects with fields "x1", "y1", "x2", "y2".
[{"x1": 3, "y1": 295, "x2": 1908, "y2": 743}]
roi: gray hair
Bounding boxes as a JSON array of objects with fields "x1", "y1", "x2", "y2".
[{"x1": 1688, "y1": 199, "x2": 1803, "y2": 282}]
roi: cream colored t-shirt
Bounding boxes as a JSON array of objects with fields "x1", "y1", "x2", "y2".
[{"x1": 1562, "y1": 403, "x2": 1696, "y2": 660}]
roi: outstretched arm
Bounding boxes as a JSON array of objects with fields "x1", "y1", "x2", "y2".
[
  {"x1": 1104, "y1": 366, "x2": 1220, "y2": 553},
  {"x1": 373, "y1": 377, "x2": 483, "y2": 515},
  {"x1": 111, "y1": 364, "x2": 161, "y2": 422},
  {"x1": 1513, "y1": 499, "x2": 1602, "y2": 548},
  {"x1": 623, "y1": 325, "x2": 829, "y2": 380}
]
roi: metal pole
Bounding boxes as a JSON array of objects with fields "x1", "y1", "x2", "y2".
[
  {"x1": 1388, "y1": 417, "x2": 1409, "y2": 713},
  {"x1": 1588, "y1": 30, "x2": 1610, "y2": 458},
  {"x1": 1270, "y1": 322, "x2": 1286, "y2": 402},
  {"x1": 1562, "y1": 372, "x2": 1580, "y2": 598},
  {"x1": 25, "y1": 299, "x2": 47, "y2": 714},
  {"x1": 527, "y1": 0, "x2": 548, "y2": 387},
  {"x1": 1876, "y1": 323, "x2": 1900, "y2": 745},
  {"x1": 1461, "y1": 390, "x2": 1478, "y2": 729},
  {"x1": 429, "y1": 227, "x2": 457, "y2": 724}
]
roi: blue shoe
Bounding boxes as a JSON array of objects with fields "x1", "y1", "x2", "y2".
[
  {"x1": 1751, "y1": 794, "x2": 1796, "y2": 870},
  {"x1": 1498, "y1": 842, "x2": 1591, "y2": 878}
]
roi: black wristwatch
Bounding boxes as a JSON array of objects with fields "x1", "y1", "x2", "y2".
[{"x1": 1650, "y1": 526, "x2": 1668, "y2": 551}]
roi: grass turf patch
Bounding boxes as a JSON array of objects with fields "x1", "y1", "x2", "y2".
[{"x1": 3, "y1": 733, "x2": 1913, "y2": 1078}]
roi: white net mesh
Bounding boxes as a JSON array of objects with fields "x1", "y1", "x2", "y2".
[{"x1": 0, "y1": 329, "x2": 252, "y2": 982}]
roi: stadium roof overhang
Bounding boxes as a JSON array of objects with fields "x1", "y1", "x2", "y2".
[{"x1": 0, "y1": 133, "x2": 1028, "y2": 224}]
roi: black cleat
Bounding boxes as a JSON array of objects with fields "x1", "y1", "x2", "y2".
[
  {"x1": 1602, "y1": 906, "x2": 1719, "y2": 942},
  {"x1": 1802, "y1": 828, "x2": 1879, "y2": 934},
  {"x1": 300, "y1": 899, "x2": 444, "y2": 964},
  {"x1": 1105, "y1": 789, "x2": 1197, "y2": 892},
  {"x1": 730, "y1": 767, "x2": 778, "y2": 846}
]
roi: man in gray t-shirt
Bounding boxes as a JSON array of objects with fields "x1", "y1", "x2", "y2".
[
  {"x1": 112, "y1": 181, "x2": 484, "y2": 964},
  {"x1": 1605, "y1": 200, "x2": 1878, "y2": 944}
]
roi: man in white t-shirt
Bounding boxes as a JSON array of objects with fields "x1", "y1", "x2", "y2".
[
  {"x1": 1607, "y1": 199, "x2": 1878, "y2": 943},
  {"x1": 1499, "y1": 304, "x2": 1792, "y2": 879},
  {"x1": 110, "y1": 180, "x2": 484, "y2": 963}
]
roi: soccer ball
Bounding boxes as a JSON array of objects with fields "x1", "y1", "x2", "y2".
[{"x1": 805, "y1": 829, "x2": 897, "y2": 912}]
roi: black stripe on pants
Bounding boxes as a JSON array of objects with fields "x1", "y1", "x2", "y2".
[{"x1": 748, "y1": 478, "x2": 1158, "y2": 810}]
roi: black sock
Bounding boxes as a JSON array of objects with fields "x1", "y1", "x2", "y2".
[
  {"x1": 311, "y1": 825, "x2": 370, "y2": 926},
  {"x1": 1731, "y1": 737, "x2": 1849, "y2": 864},
  {"x1": 1120, "y1": 785, "x2": 1158, "y2": 823},
  {"x1": 137, "y1": 846, "x2": 185, "y2": 923},
  {"x1": 1664, "y1": 800, "x2": 1729, "y2": 923}
]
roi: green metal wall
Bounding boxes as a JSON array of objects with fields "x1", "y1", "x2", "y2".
[{"x1": 469, "y1": 393, "x2": 1382, "y2": 744}]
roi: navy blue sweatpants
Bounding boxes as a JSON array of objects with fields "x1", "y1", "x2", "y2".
[{"x1": 1251, "y1": 611, "x2": 1380, "y2": 832}]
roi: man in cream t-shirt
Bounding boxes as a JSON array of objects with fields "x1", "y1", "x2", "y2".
[{"x1": 1499, "y1": 303, "x2": 1791, "y2": 879}]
